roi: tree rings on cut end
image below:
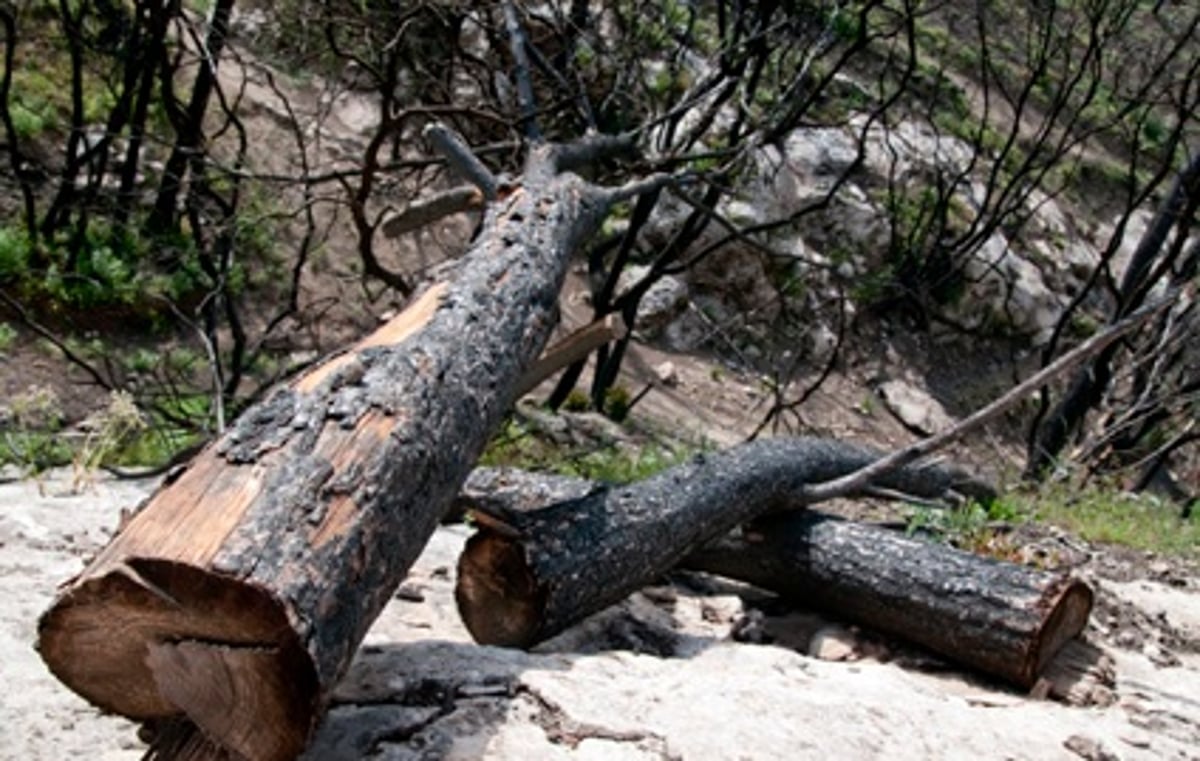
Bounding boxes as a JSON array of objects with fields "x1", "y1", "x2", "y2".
[
  {"x1": 38, "y1": 559, "x2": 317, "y2": 761},
  {"x1": 456, "y1": 531, "x2": 545, "y2": 648}
]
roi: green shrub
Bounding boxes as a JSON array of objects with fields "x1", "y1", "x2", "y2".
[
  {"x1": 0, "y1": 322, "x2": 17, "y2": 354},
  {"x1": 72, "y1": 390, "x2": 147, "y2": 484},
  {"x1": 559, "y1": 443, "x2": 690, "y2": 483},
  {"x1": 1, "y1": 385, "x2": 71, "y2": 474},
  {"x1": 480, "y1": 415, "x2": 699, "y2": 485},
  {"x1": 0, "y1": 226, "x2": 33, "y2": 279},
  {"x1": 563, "y1": 389, "x2": 591, "y2": 412},
  {"x1": 603, "y1": 385, "x2": 633, "y2": 422}
]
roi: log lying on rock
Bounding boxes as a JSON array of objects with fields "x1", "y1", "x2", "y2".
[
  {"x1": 457, "y1": 460, "x2": 1090, "y2": 688},
  {"x1": 455, "y1": 438, "x2": 994, "y2": 648},
  {"x1": 37, "y1": 135, "x2": 654, "y2": 761},
  {"x1": 683, "y1": 512, "x2": 1093, "y2": 688}
]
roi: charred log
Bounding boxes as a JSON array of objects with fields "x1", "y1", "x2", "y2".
[
  {"x1": 684, "y1": 511, "x2": 1093, "y2": 688},
  {"x1": 454, "y1": 438, "x2": 994, "y2": 648},
  {"x1": 456, "y1": 460, "x2": 1088, "y2": 688},
  {"x1": 37, "y1": 135, "x2": 655, "y2": 761}
]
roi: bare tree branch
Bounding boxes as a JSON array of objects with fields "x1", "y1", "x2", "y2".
[
  {"x1": 803, "y1": 290, "x2": 1182, "y2": 504},
  {"x1": 423, "y1": 122, "x2": 501, "y2": 199},
  {"x1": 381, "y1": 185, "x2": 486, "y2": 239}
]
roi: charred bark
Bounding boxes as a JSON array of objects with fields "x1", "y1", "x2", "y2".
[
  {"x1": 454, "y1": 438, "x2": 994, "y2": 649},
  {"x1": 456, "y1": 461, "x2": 1088, "y2": 688},
  {"x1": 684, "y1": 512, "x2": 1093, "y2": 688},
  {"x1": 37, "y1": 137, "x2": 648, "y2": 761}
]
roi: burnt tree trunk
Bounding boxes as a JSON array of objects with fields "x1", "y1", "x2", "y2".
[
  {"x1": 683, "y1": 512, "x2": 1093, "y2": 688},
  {"x1": 454, "y1": 438, "x2": 994, "y2": 648},
  {"x1": 146, "y1": 0, "x2": 236, "y2": 235},
  {"x1": 37, "y1": 137, "x2": 648, "y2": 761},
  {"x1": 457, "y1": 462, "x2": 1089, "y2": 688}
]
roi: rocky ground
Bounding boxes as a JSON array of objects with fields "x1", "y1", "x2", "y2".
[{"x1": 2, "y1": 468, "x2": 1197, "y2": 761}]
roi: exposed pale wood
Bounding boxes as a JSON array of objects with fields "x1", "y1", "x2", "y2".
[
  {"x1": 295, "y1": 282, "x2": 447, "y2": 393},
  {"x1": 147, "y1": 641, "x2": 304, "y2": 761},
  {"x1": 515, "y1": 314, "x2": 628, "y2": 397},
  {"x1": 455, "y1": 438, "x2": 993, "y2": 648},
  {"x1": 39, "y1": 558, "x2": 303, "y2": 721}
]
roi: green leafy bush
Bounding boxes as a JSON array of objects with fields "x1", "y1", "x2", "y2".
[
  {"x1": 0, "y1": 226, "x2": 33, "y2": 280},
  {"x1": 1, "y1": 385, "x2": 71, "y2": 474}
]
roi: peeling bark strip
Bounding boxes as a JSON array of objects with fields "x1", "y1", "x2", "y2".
[
  {"x1": 454, "y1": 438, "x2": 994, "y2": 649},
  {"x1": 684, "y1": 512, "x2": 1093, "y2": 688},
  {"x1": 37, "y1": 138, "x2": 639, "y2": 761}
]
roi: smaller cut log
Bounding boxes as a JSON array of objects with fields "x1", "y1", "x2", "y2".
[
  {"x1": 683, "y1": 511, "x2": 1093, "y2": 688},
  {"x1": 456, "y1": 461, "x2": 1089, "y2": 687},
  {"x1": 455, "y1": 437, "x2": 993, "y2": 648}
]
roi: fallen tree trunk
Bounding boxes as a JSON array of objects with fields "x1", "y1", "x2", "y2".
[
  {"x1": 37, "y1": 133, "x2": 658, "y2": 761},
  {"x1": 683, "y1": 512, "x2": 1093, "y2": 688},
  {"x1": 457, "y1": 461, "x2": 1090, "y2": 688},
  {"x1": 455, "y1": 438, "x2": 994, "y2": 648}
]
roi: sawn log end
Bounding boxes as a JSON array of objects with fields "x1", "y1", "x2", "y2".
[
  {"x1": 37, "y1": 559, "x2": 318, "y2": 761},
  {"x1": 456, "y1": 529, "x2": 546, "y2": 648}
]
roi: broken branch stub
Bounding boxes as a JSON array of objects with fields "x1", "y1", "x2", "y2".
[{"x1": 37, "y1": 137, "x2": 631, "y2": 761}]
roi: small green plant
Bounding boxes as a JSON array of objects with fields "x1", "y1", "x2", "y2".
[
  {"x1": 603, "y1": 385, "x2": 633, "y2": 422},
  {"x1": 1, "y1": 385, "x2": 71, "y2": 475},
  {"x1": 827, "y1": 6, "x2": 862, "y2": 42},
  {"x1": 107, "y1": 425, "x2": 200, "y2": 469},
  {"x1": 906, "y1": 499, "x2": 1024, "y2": 559},
  {"x1": 558, "y1": 442, "x2": 691, "y2": 484},
  {"x1": 0, "y1": 226, "x2": 33, "y2": 279},
  {"x1": 0, "y1": 322, "x2": 17, "y2": 354},
  {"x1": 10, "y1": 70, "x2": 58, "y2": 138},
  {"x1": 10, "y1": 55, "x2": 117, "y2": 139},
  {"x1": 855, "y1": 394, "x2": 876, "y2": 415},
  {"x1": 126, "y1": 347, "x2": 162, "y2": 375},
  {"x1": 563, "y1": 389, "x2": 591, "y2": 412},
  {"x1": 479, "y1": 418, "x2": 550, "y2": 470},
  {"x1": 480, "y1": 415, "x2": 699, "y2": 485},
  {"x1": 907, "y1": 502, "x2": 986, "y2": 543}
]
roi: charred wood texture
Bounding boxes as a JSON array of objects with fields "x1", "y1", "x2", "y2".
[
  {"x1": 37, "y1": 141, "x2": 630, "y2": 761},
  {"x1": 455, "y1": 438, "x2": 994, "y2": 649},
  {"x1": 457, "y1": 460, "x2": 1088, "y2": 687},
  {"x1": 684, "y1": 512, "x2": 1093, "y2": 688}
]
